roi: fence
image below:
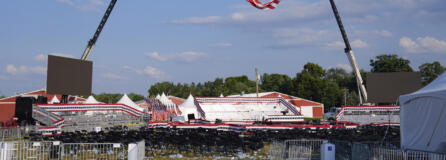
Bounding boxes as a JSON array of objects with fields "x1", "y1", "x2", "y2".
[
  {"x1": 0, "y1": 127, "x2": 31, "y2": 140},
  {"x1": 0, "y1": 141, "x2": 129, "y2": 160},
  {"x1": 270, "y1": 139, "x2": 446, "y2": 160}
]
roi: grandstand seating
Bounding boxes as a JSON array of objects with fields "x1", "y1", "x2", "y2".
[
  {"x1": 336, "y1": 106, "x2": 400, "y2": 124},
  {"x1": 33, "y1": 104, "x2": 145, "y2": 131},
  {"x1": 196, "y1": 97, "x2": 301, "y2": 121}
]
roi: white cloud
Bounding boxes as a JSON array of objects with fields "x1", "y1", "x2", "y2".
[
  {"x1": 336, "y1": 64, "x2": 353, "y2": 72},
  {"x1": 122, "y1": 65, "x2": 166, "y2": 79},
  {"x1": 145, "y1": 51, "x2": 207, "y2": 62},
  {"x1": 326, "y1": 39, "x2": 369, "y2": 49},
  {"x1": 34, "y1": 54, "x2": 46, "y2": 61},
  {"x1": 103, "y1": 73, "x2": 127, "y2": 80},
  {"x1": 273, "y1": 28, "x2": 332, "y2": 47},
  {"x1": 56, "y1": 0, "x2": 73, "y2": 5},
  {"x1": 6, "y1": 65, "x2": 17, "y2": 75},
  {"x1": 417, "y1": 37, "x2": 446, "y2": 53},
  {"x1": 6, "y1": 64, "x2": 46, "y2": 75},
  {"x1": 170, "y1": 16, "x2": 222, "y2": 24},
  {"x1": 214, "y1": 42, "x2": 233, "y2": 47},
  {"x1": 57, "y1": 0, "x2": 106, "y2": 12},
  {"x1": 143, "y1": 66, "x2": 165, "y2": 79},
  {"x1": 146, "y1": 52, "x2": 168, "y2": 62},
  {"x1": 354, "y1": 30, "x2": 393, "y2": 37},
  {"x1": 400, "y1": 36, "x2": 446, "y2": 54},
  {"x1": 351, "y1": 39, "x2": 369, "y2": 48},
  {"x1": 326, "y1": 41, "x2": 346, "y2": 49},
  {"x1": 400, "y1": 37, "x2": 421, "y2": 53}
]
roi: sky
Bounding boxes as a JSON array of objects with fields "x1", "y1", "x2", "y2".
[{"x1": 1, "y1": 0, "x2": 446, "y2": 96}]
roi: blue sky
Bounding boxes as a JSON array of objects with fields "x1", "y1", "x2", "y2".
[{"x1": 1, "y1": 0, "x2": 446, "y2": 96}]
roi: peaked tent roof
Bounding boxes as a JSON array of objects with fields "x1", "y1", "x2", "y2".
[
  {"x1": 49, "y1": 96, "x2": 60, "y2": 104},
  {"x1": 84, "y1": 95, "x2": 101, "y2": 104},
  {"x1": 118, "y1": 94, "x2": 144, "y2": 111},
  {"x1": 179, "y1": 94, "x2": 198, "y2": 118},
  {"x1": 156, "y1": 94, "x2": 161, "y2": 99},
  {"x1": 160, "y1": 93, "x2": 175, "y2": 106}
]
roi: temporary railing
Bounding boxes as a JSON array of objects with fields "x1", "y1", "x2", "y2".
[
  {"x1": 0, "y1": 141, "x2": 129, "y2": 160},
  {"x1": 36, "y1": 104, "x2": 145, "y2": 117},
  {"x1": 32, "y1": 106, "x2": 65, "y2": 127},
  {"x1": 269, "y1": 139, "x2": 446, "y2": 160},
  {"x1": 1, "y1": 127, "x2": 25, "y2": 140}
]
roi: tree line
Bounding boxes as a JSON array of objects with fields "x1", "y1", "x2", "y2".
[{"x1": 148, "y1": 54, "x2": 444, "y2": 111}]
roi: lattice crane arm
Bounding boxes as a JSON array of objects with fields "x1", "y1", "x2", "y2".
[{"x1": 80, "y1": 0, "x2": 117, "y2": 61}]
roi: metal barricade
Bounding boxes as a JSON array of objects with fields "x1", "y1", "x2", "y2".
[
  {"x1": 61, "y1": 143, "x2": 127, "y2": 160},
  {"x1": 0, "y1": 141, "x2": 128, "y2": 160},
  {"x1": 269, "y1": 139, "x2": 323, "y2": 160}
]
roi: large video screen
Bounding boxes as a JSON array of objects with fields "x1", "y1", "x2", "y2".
[
  {"x1": 47, "y1": 55, "x2": 93, "y2": 96},
  {"x1": 367, "y1": 72, "x2": 421, "y2": 103}
]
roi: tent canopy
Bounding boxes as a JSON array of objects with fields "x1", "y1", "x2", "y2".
[
  {"x1": 179, "y1": 94, "x2": 198, "y2": 120},
  {"x1": 118, "y1": 94, "x2": 144, "y2": 112},
  {"x1": 83, "y1": 95, "x2": 101, "y2": 104},
  {"x1": 399, "y1": 73, "x2": 446, "y2": 153},
  {"x1": 49, "y1": 96, "x2": 60, "y2": 104}
]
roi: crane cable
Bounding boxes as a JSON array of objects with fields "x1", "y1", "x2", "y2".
[{"x1": 247, "y1": 0, "x2": 280, "y2": 10}]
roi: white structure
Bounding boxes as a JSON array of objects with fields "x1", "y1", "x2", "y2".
[
  {"x1": 49, "y1": 96, "x2": 60, "y2": 104},
  {"x1": 228, "y1": 92, "x2": 324, "y2": 118},
  {"x1": 195, "y1": 97, "x2": 301, "y2": 122},
  {"x1": 400, "y1": 73, "x2": 446, "y2": 153},
  {"x1": 118, "y1": 94, "x2": 144, "y2": 112},
  {"x1": 178, "y1": 94, "x2": 199, "y2": 121},
  {"x1": 158, "y1": 93, "x2": 177, "y2": 114},
  {"x1": 83, "y1": 95, "x2": 101, "y2": 104}
]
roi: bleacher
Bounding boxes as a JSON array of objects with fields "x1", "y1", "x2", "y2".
[
  {"x1": 34, "y1": 104, "x2": 145, "y2": 131},
  {"x1": 336, "y1": 106, "x2": 400, "y2": 125},
  {"x1": 195, "y1": 97, "x2": 302, "y2": 121}
]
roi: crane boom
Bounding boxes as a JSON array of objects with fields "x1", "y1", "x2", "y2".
[
  {"x1": 80, "y1": 0, "x2": 117, "y2": 61},
  {"x1": 329, "y1": 0, "x2": 368, "y2": 104}
]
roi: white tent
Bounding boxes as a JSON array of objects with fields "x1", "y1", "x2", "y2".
[
  {"x1": 49, "y1": 96, "x2": 60, "y2": 104},
  {"x1": 83, "y1": 95, "x2": 101, "y2": 104},
  {"x1": 178, "y1": 94, "x2": 198, "y2": 121},
  {"x1": 118, "y1": 94, "x2": 144, "y2": 112},
  {"x1": 155, "y1": 94, "x2": 161, "y2": 99},
  {"x1": 159, "y1": 93, "x2": 177, "y2": 114},
  {"x1": 399, "y1": 73, "x2": 446, "y2": 153}
]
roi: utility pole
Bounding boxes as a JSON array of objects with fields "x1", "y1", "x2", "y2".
[{"x1": 255, "y1": 68, "x2": 260, "y2": 98}]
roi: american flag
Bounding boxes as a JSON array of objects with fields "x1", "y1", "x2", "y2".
[{"x1": 247, "y1": 0, "x2": 280, "y2": 10}]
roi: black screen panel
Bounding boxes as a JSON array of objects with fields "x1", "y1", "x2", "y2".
[
  {"x1": 47, "y1": 55, "x2": 93, "y2": 96},
  {"x1": 367, "y1": 72, "x2": 422, "y2": 103}
]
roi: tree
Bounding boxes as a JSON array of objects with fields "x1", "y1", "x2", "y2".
[
  {"x1": 0, "y1": 95, "x2": 5, "y2": 99},
  {"x1": 128, "y1": 93, "x2": 145, "y2": 102},
  {"x1": 261, "y1": 73, "x2": 292, "y2": 94},
  {"x1": 370, "y1": 54, "x2": 413, "y2": 72},
  {"x1": 94, "y1": 93, "x2": 123, "y2": 104},
  {"x1": 224, "y1": 75, "x2": 257, "y2": 96},
  {"x1": 291, "y1": 62, "x2": 343, "y2": 111},
  {"x1": 419, "y1": 61, "x2": 445, "y2": 85},
  {"x1": 148, "y1": 82, "x2": 176, "y2": 97}
]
